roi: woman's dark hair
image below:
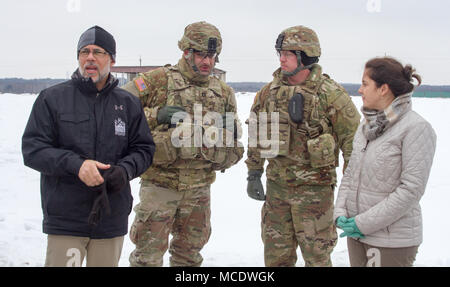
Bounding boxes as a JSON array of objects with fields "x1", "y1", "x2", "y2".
[{"x1": 365, "y1": 57, "x2": 422, "y2": 97}]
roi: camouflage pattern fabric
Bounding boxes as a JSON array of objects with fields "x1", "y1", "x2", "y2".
[
  {"x1": 122, "y1": 36, "x2": 241, "y2": 267},
  {"x1": 129, "y1": 181, "x2": 211, "y2": 267},
  {"x1": 246, "y1": 63, "x2": 360, "y2": 267},
  {"x1": 262, "y1": 181, "x2": 337, "y2": 266},
  {"x1": 276, "y1": 25, "x2": 321, "y2": 57},
  {"x1": 245, "y1": 64, "x2": 360, "y2": 187},
  {"x1": 178, "y1": 21, "x2": 222, "y2": 55},
  {"x1": 122, "y1": 57, "x2": 242, "y2": 191}
]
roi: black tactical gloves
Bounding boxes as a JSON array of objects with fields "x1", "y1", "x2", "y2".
[
  {"x1": 247, "y1": 170, "x2": 265, "y2": 201},
  {"x1": 157, "y1": 106, "x2": 186, "y2": 125},
  {"x1": 88, "y1": 165, "x2": 129, "y2": 225}
]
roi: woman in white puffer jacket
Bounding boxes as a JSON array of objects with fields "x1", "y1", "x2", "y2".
[{"x1": 334, "y1": 57, "x2": 436, "y2": 267}]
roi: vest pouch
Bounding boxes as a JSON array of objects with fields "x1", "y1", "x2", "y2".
[
  {"x1": 202, "y1": 146, "x2": 227, "y2": 165},
  {"x1": 205, "y1": 128, "x2": 245, "y2": 171},
  {"x1": 175, "y1": 123, "x2": 202, "y2": 160},
  {"x1": 307, "y1": 133, "x2": 336, "y2": 168},
  {"x1": 179, "y1": 145, "x2": 201, "y2": 159},
  {"x1": 202, "y1": 128, "x2": 231, "y2": 166},
  {"x1": 277, "y1": 122, "x2": 290, "y2": 156},
  {"x1": 211, "y1": 145, "x2": 244, "y2": 171},
  {"x1": 258, "y1": 115, "x2": 290, "y2": 158},
  {"x1": 152, "y1": 128, "x2": 177, "y2": 166},
  {"x1": 287, "y1": 126, "x2": 309, "y2": 163}
]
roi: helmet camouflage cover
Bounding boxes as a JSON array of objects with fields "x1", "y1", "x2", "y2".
[
  {"x1": 178, "y1": 21, "x2": 222, "y2": 55},
  {"x1": 275, "y1": 25, "x2": 321, "y2": 57}
]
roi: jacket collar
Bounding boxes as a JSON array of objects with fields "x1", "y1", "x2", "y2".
[
  {"x1": 362, "y1": 93, "x2": 412, "y2": 141},
  {"x1": 72, "y1": 69, "x2": 118, "y2": 95},
  {"x1": 177, "y1": 57, "x2": 210, "y2": 86},
  {"x1": 270, "y1": 64, "x2": 322, "y2": 91}
]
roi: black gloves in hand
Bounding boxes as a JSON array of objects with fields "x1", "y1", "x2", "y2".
[
  {"x1": 103, "y1": 165, "x2": 128, "y2": 194},
  {"x1": 247, "y1": 170, "x2": 265, "y2": 201},
  {"x1": 88, "y1": 165, "x2": 129, "y2": 225},
  {"x1": 157, "y1": 106, "x2": 186, "y2": 125},
  {"x1": 88, "y1": 183, "x2": 111, "y2": 226}
]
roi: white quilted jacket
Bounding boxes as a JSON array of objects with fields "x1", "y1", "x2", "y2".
[{"x1": 334, "y1": 104, "x2": 436, "y2": 248}]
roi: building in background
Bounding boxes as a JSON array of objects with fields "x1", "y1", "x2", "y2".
[{"x1": 111, "y1": 66, "x2": 226, "y2": 86}]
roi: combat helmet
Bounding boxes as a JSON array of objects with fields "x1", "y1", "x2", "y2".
[
  {"x1": 275, "y1": 25, "x2": 320, "y2": 76},
  {"x1": 178, "y1": 21, "x2": 222, "y2": 76}
]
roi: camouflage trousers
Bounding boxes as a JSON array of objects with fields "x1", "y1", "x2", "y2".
[
  {"x1": 261, "y1": 180, "x2": 337, "y2": 267},
  {"x1": 129, "y1": 181, "x2": 211, "y2": 267}
]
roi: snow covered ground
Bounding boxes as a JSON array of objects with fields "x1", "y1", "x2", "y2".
[{"x1": 0, "y1": 92, "x2": 448, "y2": 267}]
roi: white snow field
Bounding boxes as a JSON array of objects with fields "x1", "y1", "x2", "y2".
[{"x1": 0, "y1": 92, "x2": 448, "y2": 267}]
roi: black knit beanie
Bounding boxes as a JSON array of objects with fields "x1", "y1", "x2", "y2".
[{"x1": 77, "y1": 26, "x2": 116, "y2": 61}]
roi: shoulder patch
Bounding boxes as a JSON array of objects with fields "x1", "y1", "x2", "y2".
[
  {"x1": 345, "y1": 105, "x2": 357, "y2": 118},
  {"x1": 134, "y1": 78, "x2": 148, "y2": 93}
]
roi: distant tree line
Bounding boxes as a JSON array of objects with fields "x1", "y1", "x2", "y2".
[
  {"x1": 1, "y1": 78, "x2": 450, "y2": 97},
  {"x1": 0, "y1": 78, "x2": 66, "y2": 94},
  {"x1": 227, "y1": 82, "x2": 450, "y2": 97}
]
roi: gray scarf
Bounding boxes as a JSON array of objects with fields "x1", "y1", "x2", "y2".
[{"x1": 362, "y1": 93, "x2": 412, "y2": 141}]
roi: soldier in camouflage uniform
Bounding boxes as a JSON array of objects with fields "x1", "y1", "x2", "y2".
[
  {"x1": 122, "y1": 21, "x2": 243, "y2": 267},
  {"x1": 245, "y1": 26, "x2": 360, "y2": 267}
]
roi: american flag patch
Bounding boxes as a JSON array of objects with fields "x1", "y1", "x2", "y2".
[{"x1": 134, "y1": 78, "x2": 148, "y2": 92}]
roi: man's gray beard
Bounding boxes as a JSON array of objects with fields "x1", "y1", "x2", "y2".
[{"x1": 79, "y1": 62, "x2": 110, "y2": 84}]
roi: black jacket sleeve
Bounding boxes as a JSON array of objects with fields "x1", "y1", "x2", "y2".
[
  {"x1": 117, "y1": 96, "x2": 155, "y2": 180},
  {"x1": 22, "y1": 92, "x2": 85, "y2": 176}
]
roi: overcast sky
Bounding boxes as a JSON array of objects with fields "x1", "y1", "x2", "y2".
[{"x1": 1, "y1": 0, "x2": 449, "y2": 85}]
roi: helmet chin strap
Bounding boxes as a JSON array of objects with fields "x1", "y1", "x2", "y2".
[
  {"x1": 185, "y1": 48, "x2": 217, "y2": 76},
  {"x1": 281, "y1": 51, "x2": 313, "y2": 77},
  {"x1": 183, "y1": 49, "x2": 215, "y2": 83},
  {"x1": 186, "y1": 49, "x2": 200, "y2": 73}
]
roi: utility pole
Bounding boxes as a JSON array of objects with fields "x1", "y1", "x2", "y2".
[{"x1": 139, "y1": 55, "x2": 142, "y2": 67}]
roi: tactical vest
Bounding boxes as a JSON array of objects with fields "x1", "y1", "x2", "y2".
[
  {"x1": 259, "y1": 74, "x2": 337, "y2": 168},
  {"x1": 151, "y1": 65, "x2": 243, "y2": 171}
]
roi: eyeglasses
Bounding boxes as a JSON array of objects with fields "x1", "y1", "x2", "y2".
[
  {"x1": 277, "y1": 50, "x2": 296, "y2": 59},
  {"x1": 79, "y1": 48, "x2": 109, "y2": 59},
  {"x1": 193, "y1": 49, "x2": 217, "y2": 59}
]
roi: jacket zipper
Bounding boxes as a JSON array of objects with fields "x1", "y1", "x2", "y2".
[
  {"x1": 94, "y1": 93, "x2": 99, "y2": 160},
  {"x1": 353, "y1": 140, "x2": 370, "y2": 241},
  {"x1": 361, "y1": 140, "x2": 369, "y2": 152},
  {"x1": 90, "y1": 92, "x2": 100, "y2": 236},
  {"x1": 356, "y1": 140, "x2": 370, "y2": 215}
]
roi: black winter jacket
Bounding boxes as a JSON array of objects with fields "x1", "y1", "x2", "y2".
[{"x1": 22, "y1": 70, "x2": 155, "y2": 238}]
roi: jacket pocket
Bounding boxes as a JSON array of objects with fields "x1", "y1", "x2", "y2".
[
  {"x1": 152, "y1": 128, "x2": 178, "y2": 166},
  {"x1": 58, "y1": 113, "x2": 90, "y2": 146},
  {"x1": 47, "y1": 177, "x2": 92, "y2": 218}
]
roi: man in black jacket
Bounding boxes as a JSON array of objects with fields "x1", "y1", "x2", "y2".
[{"x1": 22, "y1": 26, "x2": 155, "y2": 267}]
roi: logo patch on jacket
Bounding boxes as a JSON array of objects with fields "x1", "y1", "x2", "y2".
[{"x1": 114, "y1": 118, "x2": 126, "y2": 136}]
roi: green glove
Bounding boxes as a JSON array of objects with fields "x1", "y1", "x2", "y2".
[
  {"x1": 336, "y1": 216, "x2": 348, "y2": 228},
  {"x1": 339, "y1": 217, "x2": 365, "y2": 239},
  {"x1": 157, "y1": 106, "x2": 186, "y2": 125},
  {"x1": 247, "y1": 170, "x2": 265, "y2": 201},
  {"x1": 340, "y1": 231, "x2": 365, "y2": 239}
]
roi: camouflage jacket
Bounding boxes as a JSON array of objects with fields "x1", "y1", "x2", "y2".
[
  {"x1": 122, "y1": 57, "x2": 242, "y2": 191},
  {"x1": 245, "y1": 64, "x2": 360, "y2": 187}
]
